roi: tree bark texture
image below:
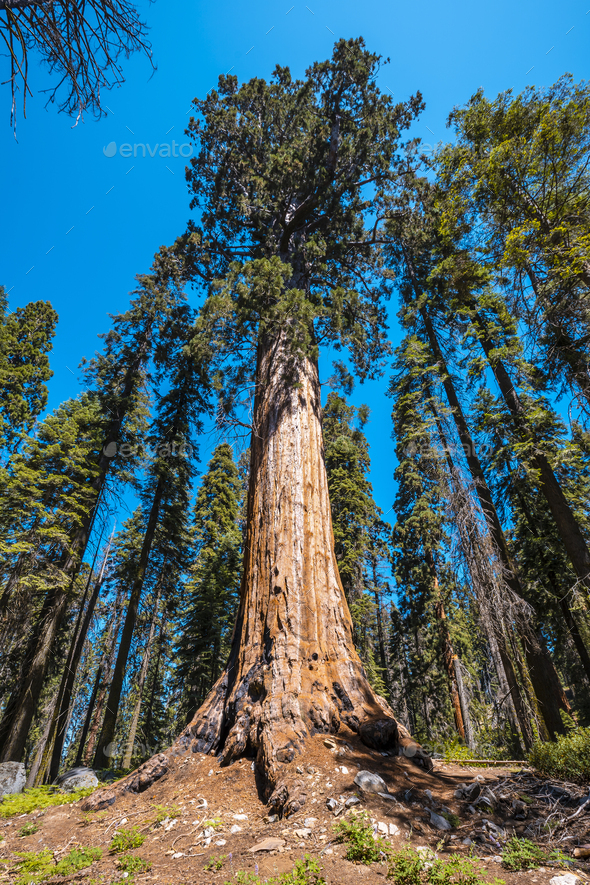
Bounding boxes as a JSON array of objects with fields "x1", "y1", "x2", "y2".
[{"x1": 179, "y1": 330, "x2": 426, "y2": 815}]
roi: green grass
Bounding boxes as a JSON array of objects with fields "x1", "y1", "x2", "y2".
[
  {"x1": 529, "y1": 721, "x2": 590, "y2": 783},
  {"x1": 0, "y1": 785, "x2": 97, "y2": 818},
  {"x1": 110, "y1": 827, "x2": 146, "y2": 853},
  {"x1": 388, "y1": 848, "x2": 504, "y2": 885},
  {"x1": 12, "y1": 846, "x2": 102, "y2": 884}
]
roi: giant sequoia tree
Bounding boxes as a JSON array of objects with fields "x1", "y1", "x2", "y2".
[{"x1": 166, "y1": 39, "x2": 428, "y2": 814}]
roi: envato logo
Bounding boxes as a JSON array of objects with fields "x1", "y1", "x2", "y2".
[
  {"x1": 103, "y1": 440, "x2": 193, "y2": 459},
  {"x1": 103, "y1": 140, "x2": 194, "y2": 159},
  {"x1": 422, "y1": 142, "x2": 493, "y2": 160}
]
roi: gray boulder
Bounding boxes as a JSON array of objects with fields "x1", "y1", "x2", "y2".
[
  {"x1": 54, "y1": 767, "x2": 98, "y2": 792},
  {"x1": 354, "y1": 770, "x2": 388, "y2": 794},
  {"x1": 429, "y1": 810, "x2": 452, "y2": 831},
  {"x1": 0, "y1": 762, "x2": 26, "y2": 798}
]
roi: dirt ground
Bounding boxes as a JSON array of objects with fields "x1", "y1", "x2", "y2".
[{"x1": 1, "y1": 730, "x2": 589, "y2": 885}]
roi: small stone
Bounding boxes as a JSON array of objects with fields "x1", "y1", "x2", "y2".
[
  {"x1": 208, "y1": 769, "x2": 213, "y2": 776},
  {"x1": 203, "y1": 826, "x2": 215, "y2": 838},
  {"x1": 172, "y1": 852, "x2": 183, "y2": 859},
  {"x1": 248, "y1": 837, "x2": 285, "y2": 852},
  {"x1": 296, "y1": 766, "x2": 304, "y2": 774},
  {"x1": 462, "y1": 837, "x2": 472, "y2": 847},
  {"x1": 463, "y1": 782, "x2": 481, "y2": 801},
  {"x1": 265, "y1": 814, "x2": 279, "y2": 823},
  {"x1": 304, "y1": 818, "x2": 318, "y2": 828},
  {"x1": 378, "y1": 792, "x2": 398, "y2": 802},
  {"x1": 233, "y1": 814, "x2": 248, "y2": 820},
  {"x1": 306, "y1": 766, "x2": 317, "y2": 775},
  {"x1": 120, "y1": 818, "x2": 128, "y2": 826},
  {"x1": 377, "y1": 822, "x2": 388, "y2": 835},
  {"x1": 354, "y1": 770, "x2": 388, "y2": 794},
  {"x1": 324, "y1": 738, "x2": 337, "y2": 750},
  {"x1": 326, "y1": 798, "x2": 338, "y2": 811},
  {"x1": 340, "y1": 766, "x2": 349, "y2": 774},
  {"x1": 492, "y1": 856, "x2": 502, "y2": 863},
  {"x1": 474, "y1": 775, "x2": 485, "y2": 783},
  {"x1": 550, "y1": 876, "x2": 581, "y2": 885},
  {"x1": 389, "y1": 823, "x2": 400, "y2": 836},
  {"x1": 429, "y1": 811, "x2": 451, "y2": 831},
  {"x1": 294, "y1": 828, "x2": 312, "y2": 838},
  {"x1": 424, "y1": 790, "x2": 433, "y2": 801},
  {"x1": 454, "y1": 789, "x2": 464, "y2": 799},
  {"x1": 345, "y1": 796, "x2": 361, "y2": 808},
  {"x1": 230, "y1": 825, "x2": 242, "y2": 834},
  {"x1": 216, "y1": 840, "x2": 227, "y2": 846},
  {"x1": 324, "y1": 848, "x2": 333, "y2": 855}
]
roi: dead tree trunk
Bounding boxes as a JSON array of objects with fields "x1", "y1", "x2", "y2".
[{"x1": 180, "y1": 330, "x2": 426, "y2": 815}]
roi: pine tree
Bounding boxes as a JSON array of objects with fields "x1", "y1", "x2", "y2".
[
  {"x1": 176, "y1": 443, "x2": 242, "y2": 723},
  {"x1": 0, "y1": 290, "x2": 58, "y2": 459}
]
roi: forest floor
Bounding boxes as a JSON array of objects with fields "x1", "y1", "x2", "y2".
[{"x1": 1, "y1": 730, "x2": 589, "y2": 885}]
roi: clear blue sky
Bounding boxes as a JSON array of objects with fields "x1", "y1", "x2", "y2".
[{"x1": 1, "y1": 0, "x2": 588, "y2": 515}]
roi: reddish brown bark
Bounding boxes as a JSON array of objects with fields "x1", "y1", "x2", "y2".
[{"x1": 179, "y1": 331, "x2": 426, "y2": 814}]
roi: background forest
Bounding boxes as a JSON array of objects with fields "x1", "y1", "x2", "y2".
[{"x1": 1, "y1": 57, "x2": 590, "y2": 784}]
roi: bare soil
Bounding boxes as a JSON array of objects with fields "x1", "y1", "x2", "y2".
[{"x1": 1, "y1": 731, "x2": 589, "y2": 885}]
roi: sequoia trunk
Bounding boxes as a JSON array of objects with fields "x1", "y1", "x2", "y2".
[{"x1": 181, "y1": 330, "x2": 424, "y2": 814}]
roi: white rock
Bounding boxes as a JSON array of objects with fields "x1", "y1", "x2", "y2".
[
  {"x1": 203, "y1": 826, "x2": 215, "y2": 838},
  {"x1": 294, "y1": 828, "x2": 312, "y2": 838},
  {"x1": 304, "y1": 818, "x2": 318, "y2": 828},
  {"x1": 172, "y1": 852, "x2": 184, "y2": 858},
  {"x1": 204, "y1": 837, "x2": 212, "y2": 846},
  {"x1": 389, "y1": 823, "x2": 400, "y2": 836},
  {"x1": 550, "y1": 876, "x2": 581, "y2": 885},
  {"x1": 233, "y1": 813, "x2": 248, "y2": 820},
  {"x1": 164, "y1": 818, "x2": 178, "y2": 832},
  {"x1": 340, "y1": 766, "x2": 349, "y2": 774},
  {"x1": 216, "y1": 840, "x2": 227, "y2": 846},
  {"x1": 230, "y1": 825, "x2": 242, "y2": 834},
  {"x1": 208, "y1": 769, "x2": 214, "y2": 776},
  {"x1": 324, "y1": 848, "x2": 334, "y2": 855},
  {"x1": 354, "y1": 770, "x2": 388, "y2": 794},
  {"x1": 120, "y1": 818, "x2": 128, "y2": 826},
  {"x1": 377, "y1": 822, "x2": 388, "y2": 835}
]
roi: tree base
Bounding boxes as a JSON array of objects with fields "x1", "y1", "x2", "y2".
[{"x1": 175, "y1": 664, "x2": 431, "y2": 816}]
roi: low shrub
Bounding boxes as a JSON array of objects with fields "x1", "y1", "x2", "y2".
[
  {"x1": 0, "y1": 785, "x2": 97, "y2": 818},
  {"x1": 110, "y1": 827, "x2": 145, "y2": 853},
  {"x1": 12, "y1": 846, "x2": 101, "y2": 884},
  {"x1": 529, "y1": 724, "x2": 590, "y2": 783},
  {"x1": 333, "y1": 812, "x2": 388, "y2": 864}
]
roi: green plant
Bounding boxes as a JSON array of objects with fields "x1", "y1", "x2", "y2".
[
  {"x1": 150, "y1": 802, "x2": 181, "y2": 824},
  {"x1": 440, "y1": 812, "x2": 460, "y2": 828},
  {"x1": 0, "y1": 785, "x2": 97, "y2": 818},
  {"x1": 12, "y1": 846, "x2": 102, "y2": 884},
  {"x1": 387, "y1": 848, "x2": 503, "y2": 885},
  {"x1": 116, "y1": 854, "x2": 152, "y2": 873},
  {"x1": 387, "y1": 846, "x2": 424, "y2": 885},
  {"x1": 18, "y1": 823, "x2": 39, "y2": 837},
  {"x1": 205, "y1": 854, "x2": 228, "y2": 871},
  {"x1": 203, "y1": 817, "x2": 223, "y2": 830},
  {"x1": 529, "y1": 724, "x2": 590, "y2": 783},
  {"x1": 223, "y1": 856, "x2": 326, "y2": 885},
  {"x1": 333, "y1": 812, "x2": 389, "y2": 865},
  {"x1": 110, "y1": 827, "x2": 145, "y2": 853},
  {"x1": 501, "y1": 838, "x2": 546, "y2": 871}
]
